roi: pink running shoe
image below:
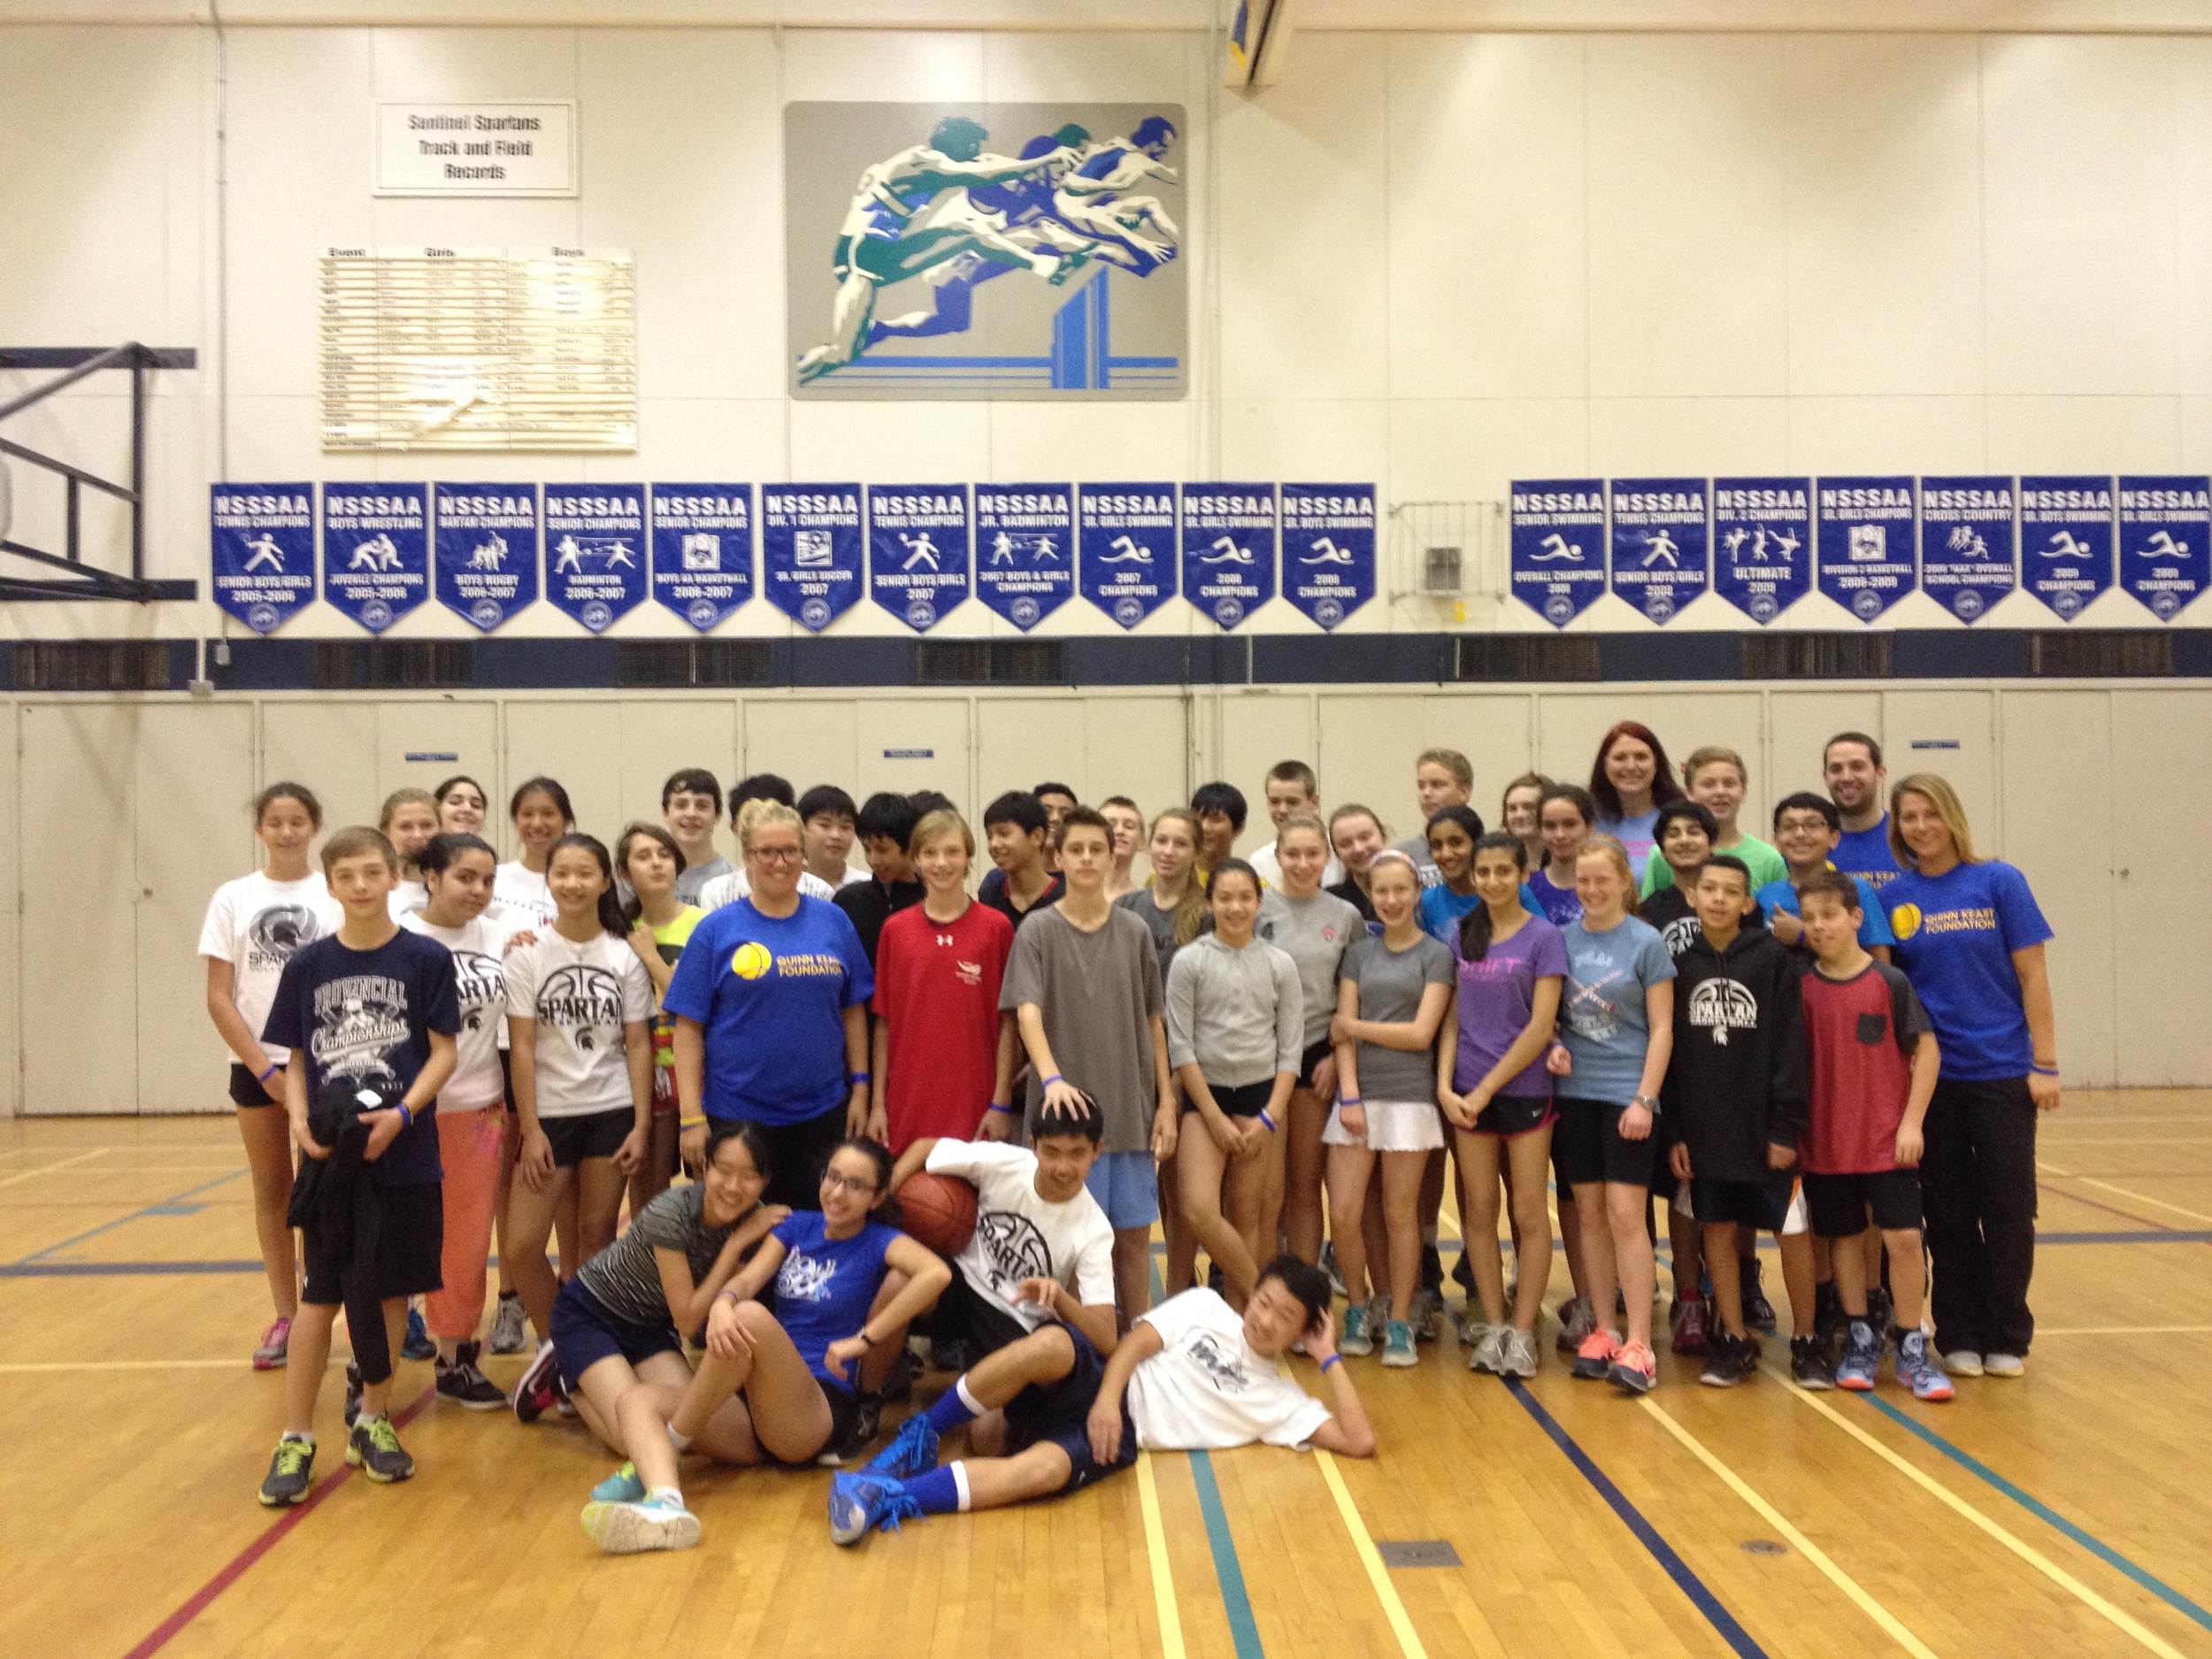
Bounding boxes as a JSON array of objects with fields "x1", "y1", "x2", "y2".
[
  {"x1": 253, "y1": 1317, "x2": 291, "y2": 1371},
  {"x1": 1608, "y1": 1340, "x2": 1658, "y2": 1394}
]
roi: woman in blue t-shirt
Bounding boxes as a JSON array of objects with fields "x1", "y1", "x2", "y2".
[
  {"x1": 1588, "y1": 720, "x2": 1685, "y2": 888},
  {"x1": 1883, "y1": 774, "x2": 2057, "y2": 1381}
]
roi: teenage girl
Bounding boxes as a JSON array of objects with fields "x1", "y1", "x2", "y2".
[
  {"x1": 1324, "y1": 850, "x2": 1454, "y2": 1369},
  {"x1": 1325, "y1": 803, "x2": 1390, "y2": 925},
  {"x1": 1166, "y1": 859, "x2": 1302, "y2": 1308},
  {"x1": 400, "y1": 832, "x2": 511, "y2": 1409},
  {"x1": 619, "y1": 823, "x2": 703, "y2": 1215},
  {"x1": 379, "y1": 787, "x2": 441, "y2": 918},
  {"x1": 1259, "y1": 816, "x2": 1363, "y2": 1267},
  {"x1": 507, "y1": 833, "x2": 655, "y2": 1420},
  {"x1": 496, "y1": 776, "x2": 575, "y2": 931},
  {"x1": 1548, "y1": 838, "x2": 1676, "y2": 1394},
  {"x1": 1528, "y1": 784, "x2": 1593, "y2": 926},
  {"x1": 1416, "y1": 805, "x2": 1485, "y2": 943},
  {"x1": 198, "y1": 782, "x2": 342, "y2": 1369},
  {"x1": 1501, "y1": 772, "x2": 1551, "y2": 873},
  {"x1": 1100, "y1": 795, "x2": 1145, "y2": 902},
  {"x1": 1438, "y1": 832, "x2": 1564, "y2": 1379},
  {"x1": 1589, "y1": 721, "x2": 1684, "y2": 887},
  {"x1": 434, "y1": 773, "x2": 489, "y2": 838}
]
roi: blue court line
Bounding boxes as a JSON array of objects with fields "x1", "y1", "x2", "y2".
[
  {"x1": 1503, "y1": 1379, "x2": 1768, "y2": 1658},
  {"x1": 1187, "y1": 1452, "x2": 1267, "y2": 1659},
  {"x1": 1, "y1": 1259, "x2": 265, "y2": 1277},
  {"x1": 15, "y1": 1170, "x2": 247, "y2": 1264},
  {"x1": 1856, "y1": 1394, "x2": 2212, "y2": 1635}
]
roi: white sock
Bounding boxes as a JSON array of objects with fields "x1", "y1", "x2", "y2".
[
  {"x1": 667, "y1": 1422, "x2": 695, "y2": 1454},
  {"x1": 950, "y1": 1461, "x2": 972, "y2": 1514},
  {"x1": 645, "y1": 1485, "x2": 683, "y2": 1508},
  {"x1": 281, "y1": 1430, "x2": 313, "y2": 1447},
  {"x1": 955, "y1": 1375, "x2": 987, "y2": 1417}
]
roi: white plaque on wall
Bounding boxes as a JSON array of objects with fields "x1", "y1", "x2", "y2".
[{"x1": 374, "y1": 103, "x2": 577, "y2": 196}]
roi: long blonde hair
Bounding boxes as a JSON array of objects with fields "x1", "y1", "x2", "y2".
[
  {"x1": 1148, "y1": 807, "x2": 1209, "y2": 946},
  {"x1": 1887, "y1": 773, "x2": 1979, "y2": 867}
]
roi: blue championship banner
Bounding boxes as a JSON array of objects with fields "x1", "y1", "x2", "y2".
[
  {"x1": 1509, "y1": 480, "x2": 1605, "y2": 627},
  {"x1": 762, "y1": 484, "x2": 864, "y2": 632},
  {"x1": 649, "y1": 485, "x2": 753, "y2": 631},
  {"x1": 1077, "y1": 483, "x2": 1176, "y2": 629},
  {"x1": 434, "y1": 484, "x2": 540, "y2": 632},
  {"x1": 1919, "y1": 476, "x2": 2016, "y2": 624},
  {"x1": 1608, "y1": 479, "x2": 1709, "y2": 625},
  {"x1": 1180, "y1": 483, "x2": 1276, "y2": 630},
  {"x1": 1279, "y1": 485, "x2": 1375, "y2": 631},
  {"x1": 2117, "y1": 475, "x2": 2210, "y2": 621},
  {"x1": 2018, "y1": 476, "x2": 2113, "y2": 623},
  {"x1": 1816, "y1": 477, "x2": 1916, "y2": 622},
  {"x1": 211, "y1": 484, "x2": 316, "y2": 634},
  {"x1": 321, "y1": 484, "x2": 428, "y2": 634},
  {"x1": 544, "y1": 484, "x2": 647, "y2": 634},
  {"x1": 868, "y1": 486, "x2": 972, "y2": 632},
  {"x1": 1711, "y1": 478, "x2": 1810, "y2": 626},
  {"x1": 974, "y1": 484, "x2": 1075, "y2": 629}
]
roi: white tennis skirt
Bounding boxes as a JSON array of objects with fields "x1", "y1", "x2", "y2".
[{"x1": 1321, "y1": 1097, "x2": 1446, "y2": 1153}]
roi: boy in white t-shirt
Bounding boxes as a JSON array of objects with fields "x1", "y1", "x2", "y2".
[{"x1": 1247, "y1": 760, "x2": 1346, "y2": 889}]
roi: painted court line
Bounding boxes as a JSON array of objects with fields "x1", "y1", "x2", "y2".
[
  {"x1": 1312, "y1": 1448, "x2": 1429, "y2": 1659},
  {"x1": 0, "y1": 1259, "x2": 267, "y2": 1278},
  {"x1": 1134, "y1": 1454, "x2": 1188, "y2": 1659},
  {"x1": 1636, "y1": 1397, "x2": 1939, "y2": 1659},
  {"x1": 0, "y1": 1357, "x2": 343, "y2": 1374},
  {"x1": 1762, "y1": 1366, "x2": 2192, "y2": 1659},
  {"x1": 0, "y1": 1148, "x2": 107, "y2": 1191},
  {"x1": 1187, "y1": 1451, "x2": 1265, "y2": 1659},
  {"x1": 2032, "y1": 1325, "x2": 2212, "y2": 1336},
  {"x1": 16, "y1": 1169, "x2": 246, "y2": 1263},
  {"x1": 2072, "y1": 1179, "x2": 2212, "y2": 1227}
]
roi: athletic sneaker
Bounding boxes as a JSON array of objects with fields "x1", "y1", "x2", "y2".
[
  {"x1": 1835, "y1": 1320, "x2": 1883, "y2": 1393},
  {"x1": 1320, "y1": 1240, "x2": 1347, "y2": 1300},
  {"x1": 582, "y1": 1491, "x2": 701, "y2": 1555},
  {"x1": 342, "y1": 1361, "x2": 363, "y2": 1429},
  {"x1": 1339, "y1": 1302, "x2": 1375, "y2": 1357},
  {"x1": 1607, "y1": 1340, "x2": 1657, "y2": 1394},
  {"x1": 1982, "y1": 1352, "x2": 2025, "y2": 1378},
  {"x1": 257, "y1": 1435, "x2": 314, "y2": 1506},
  {"x1": 512, "y1": 1340, "x2": 560, "y2": 1423},
  {"x1": 1410, "y1": 1290, "x2": 1442, "y2": 1344},
  {"x1": 877, "y1": 1345, "x2": 920, "y2": 1405},
  {"x1": 927, "y1": 1335, "x2": 972, "y2": 1374},
  {"x1": 1571, "y1": 1327, "x2": 1618, "y2": 1381},
  {"x1": 1671, "y1": 1298, "x2": 1712, "y2": 1358},
  {"x1": 1555, "y1": 1297, "x2": 1597, "y2": 1356},
  {"x1": 434, "y1": 1340, "x2": 507, "y2": 1410},
  {"x1": 1789, "y1": 1334, "x2": 1837, "y2": 1391},
  {"x1": 1942, "y1": 1349, "x2": 1985, "y2": 1379},
  {"x1": 828, "y1": 1471, "x2": 924, "y2": 1546},
  {"x1": 592, "y1": 1462, "x2": 646, "y2": 1503},
  {"x1": 252, "y1": 1317, "x2": 291, "y2": 1371},
  {"x1": 1897, "y1": 1333, "x2": 1955, "y2": 1401},
  {"x1": 1700, "y1": 1333, "x2": 1752, "y2": 1388},
  {"x1": 346, "y1": 1416, "x2": 414, "y2": 1483},
  {"x1": 867, "y1": 1411, "x2": 940, "y2": 1480},
  {"x1": 1466, "y1": 1322, "x2": 1506, "y2": 1375},
  {"x1": 401, "y1": 1303, "x2": 434, "y2": 1362},
  {"x1": 1740, "y1": 1259, "x2": 1778, "y2": 1334},
  {"x1": 488, "y1": 1291, "x2": 527, "y2": 1356},
  {"x1": 1499, "y1": 1326, "x2": 1540, "y2": 1379},
  {"x1": 1380, "y1": 1320, "x2": 1418, "y2": 1368},
  {"x1": 818, "y1": 1392, "x2": 884, "y2": 1466}
]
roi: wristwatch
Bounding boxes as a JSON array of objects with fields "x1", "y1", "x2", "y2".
[{"x1": 1631, "y1": 1094, "x2": 1661, "y2": 1111}]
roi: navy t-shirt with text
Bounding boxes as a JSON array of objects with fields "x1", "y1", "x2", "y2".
[{"x1": 1884, "y1": 860, "x2": 2052, "y2": 1081}]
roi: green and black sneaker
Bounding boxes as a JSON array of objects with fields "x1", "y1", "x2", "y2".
[
  {"x1": 347, "y1": 1415, "x2": 415, "y2": 1484},
  {"x1": 258, "y1": 1434, "x2": 316, "y2": 1507}
]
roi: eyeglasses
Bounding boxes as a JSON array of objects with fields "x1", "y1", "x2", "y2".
[
  {"x1": 820, "y1": 1169, "x2": 879, "y2": 1196},
  {"x1": 749, "y1": 845, "x2": 803, "y2": 863}
]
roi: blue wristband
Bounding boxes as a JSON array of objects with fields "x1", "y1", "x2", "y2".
[
  {"x1": 1258, "y1": 1110, "x2": 1279, "y2": 1133},
  {"x1": 987, "y1": 1103, "x2": 1012, "y2": 1116},
  {"x1": 2029, "y1": 1063, "x2": 2058, "y2": 1077},
  {"x1": 849, "y1": 1071, "x2": 870, "y2": 1086},
  {"x1": 1319, "y1": 1354, "x2": 1341, "y2": 1373},
  {"x1": 1042, "y1": 1073, "x2": 1064, "y2": 1087},
  {"x1": 1339, "y1": 1095, "x2": 1363, "y2": 1108},
  {"x1": 257, "y1": 1061, "x2": 280, "y2": 1084},
  {"x1": 396, "y1": 1103, "x2": 412, "y2": 1129}
]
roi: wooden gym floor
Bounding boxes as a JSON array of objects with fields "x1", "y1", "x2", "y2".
[{"x1": 3, "y1": 1091, "x2": 2209, "y2": 1659}]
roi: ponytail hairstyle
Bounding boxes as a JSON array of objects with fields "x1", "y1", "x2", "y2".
[
  {"x1": 253, "y1": 780, "x2": 324, "y2": 830},
  {"x1": 417, "y1": 832, "x2": 495, "y2": 877},
  {"x1": 1148, "y1": 806, "x2": 1210, "y2": 947},
  {"x1": 547, "y1": 832, "x2": 626, "y2": 937},
  {"x1": 1203, "y1": 856, "x2": 1263, "y2": 904},
  {"x1": 509, "y1": 775, "x2": 576, "y2": 827},
  {"x1": 615, "y1": 821, "x2": 687, "y2": 926},
  {"x1": 1456, "y1": 831, "x2": 1529, "y2": 963}
]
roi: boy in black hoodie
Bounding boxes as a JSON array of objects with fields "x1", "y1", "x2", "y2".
[{"x1": 1662, "y1": 856, "x2": 1828, "y2": 1389}]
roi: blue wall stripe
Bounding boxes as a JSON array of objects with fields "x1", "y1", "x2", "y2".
[{"x1": 1187, "y1": 1450, "x2": 1266, "y2": 1659}]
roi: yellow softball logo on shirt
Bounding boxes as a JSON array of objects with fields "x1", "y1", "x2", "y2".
[
  {"x1": 729, "y1": 941, "x2": 773, "y2": 979},
  {"x1": 1888, "y1": 902, "x2": 1922, "y2": 941}
]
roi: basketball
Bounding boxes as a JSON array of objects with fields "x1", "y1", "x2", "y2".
[{"x1": 895, "y1": 1171, "x2": 979, "y2": 1256}]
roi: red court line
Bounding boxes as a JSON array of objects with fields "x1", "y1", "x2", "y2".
[
  {"x1": 123, "y1": 1387, "x2": 434, "y2": 1659},
  {"x1": 2036, "y1": 1181, "x2": 2199, "y2": 1238}
]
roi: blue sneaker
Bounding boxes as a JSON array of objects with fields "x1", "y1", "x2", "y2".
[
  {"x1": 1836, "y1": 1320, "x2": 1881, "y2": 1392},
  {"x1": 828, "y1": 1471, "x2": 924, "y2": 1546},
  {"x1": 581, "y1": 1491, "x2": 701, "y2": 1555},
  {"x1": 591, "y1": 1462, "x2": 646, "y2": 1503},
  {"x1": 401, "y1": 1303, "x2": 434, "y2": 1363},
  {"x1": 866, "y1": 1411, "x2": 939, "y2": 1480},
  {"x1": 1897, "y1": 1333, "x2": 1955, "y2": 1402}
]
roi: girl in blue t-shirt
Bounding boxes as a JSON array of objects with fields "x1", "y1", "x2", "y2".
[
  {"x1": 1416, "y1": 806, "x2": 1484, "y2": 944},
  {"x1": 1527, "y1": 784, "x2": 1593, "y2": 927},
  {"x1": 1884, "y1": 774, "x2": 2057, "y2": 1379}
]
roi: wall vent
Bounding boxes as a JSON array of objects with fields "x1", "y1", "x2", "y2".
[
  {"x1": 1741, "y1": 633, "x2": 1893, "y2": 680},
  {"x1": 615, "y1": 641, "x2": 772, "y2": 688},
  {"x1": 314, "y1": 641, "x2": 473, "y2": 689},
  {"x1": 1454, "y1": 634, "x2": 1601, "y2": 682},
  {"x1": 2026, "y1": 630, "x2": 2172, "y2": 677},
  {"x1": 915, "y1": 641, "x2": 1065, "y2": 685},
  {"x1": 12, "y1": 641, "x2": 172, "y2": 691}
]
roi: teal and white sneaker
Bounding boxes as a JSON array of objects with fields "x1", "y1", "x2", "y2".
[
  {"x1": 828, "y1": 1471, "x2": 924, "y2": 1546},
  {"x1": 581, "y1": 1491, "x2": 701, "y2": 1555},
  {"x1": 258, "y1": 1434, "x2": 315, "y2": 1507},
  {"x1": 1380, "y1": 1319, "x2": 1418, "y2": 1369},
  {"x1": 1339, "y1": 1302, "x2": 1375, "y2": 1357},
  {"x1": 591, "y1": 1462, "x2": 646, "y2": 1504}
]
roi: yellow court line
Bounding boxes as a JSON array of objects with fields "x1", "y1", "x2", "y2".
[
  {"x1": 1134, "y1": 1453, "x2": 1187, "y2": 1659},
  {"x1": 1313, "y1": 1448, "x2": 1430, "y2": 1659},
  {"x1": 2040, "y1": 1137, "x2": 2212, "y2": 1146},
  {"x1": 2034, "y1": 1325, "x2": 2212, "y2": 1336},
  {"x1": 2072, "y1": 1179, "x2": 2212, "y2": 1227},
  {"x1": 1638, "y1": 1396, "x2": 1939, "y2": 1659},
  {"x1": 1761, "y1": 1364, "x2": 2191, "y2": 1659},
  {"x1": 0, "y1": 1149, "x2": 109, "y2": 1191},
  {"x1": 2036, "y1": 1158, "x2": 2075, "y2": 1179},
  {"x1": 0, "y1": 1358, "x2": 348, "y2": 1373}
]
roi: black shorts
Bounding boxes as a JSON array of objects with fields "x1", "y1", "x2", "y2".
[
  {"x1": 1804, "y1": 1169, "x2": 1923, "y2": 1238},
  {"x1": 302, "y1": 1179, "x2": 443, "y2": 1306},
  {"x1": 499, "y1": 1047, "x2": 518, "y2": 1115},
  {"x1": 924, "y1": 1265, "x2": 1031, "y2": 1359},
  {"x1": 1463, "y1": 1094, "x2": 1553, "y2": 1139},
  {"x1": 764, "y1": 1378, "x2": 864, "y2": 1468},
  {"x1": 1295, "y1": 1040, "x2": 1333, "y2": 1092},
  {"x1": 229, "y1": 1063, "x2": 280, "y2": 1109},
  {"x1": 1551, "y1": 1097, "x2": 1660, "y2": 1190},
  {"x1": 1690, "y1": 1172, "x2": 1794, "y2": 1231},
  {"x1": 1003, "y1": 1323, "x2": 1139, "y2": 1495},
  {"x1": 734, "y1": 1102, "x2": 849, "y2": 1212},
  {"x1": 1187, "y1": 1079, "x2": 1273, "y2": 1119},
  {"x1": 540, "y1": 1107, "x2": 634, "y2": 1168},
  {"x1": 550, "y1": 1276, "x2": 681, "y2": 1393}
]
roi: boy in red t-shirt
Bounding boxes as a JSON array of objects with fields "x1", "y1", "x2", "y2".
[
  {"x1": 1795, "y1": 871, "x2": 1949, "y2": 1400},
  {"x1": 871, "y1": 810, "x2": 1017, "y2": 1155}
]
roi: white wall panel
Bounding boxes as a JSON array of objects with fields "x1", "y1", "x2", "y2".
[
  {"x1": 1882, "y1": 688, "x2": 1996, "y2": 840},
  {"x1": 854, "y1": 698, "x2": 972, "y2": 811},
  {"x1": 1213, "y1": 691, "x2": 1314, "y2": 856},
  {"x1": 504, "y1": 700, "x2": 624, "y2": 845},
  {"x1": 745, "y1": 699, "x2": 860, "y2": 799},
  {"x1": 260, "y1": 701, "x2": 382, "y2": 842},
  {"x1": 2108, "y1": 689, "x2": 2212, "y2": 1086}
]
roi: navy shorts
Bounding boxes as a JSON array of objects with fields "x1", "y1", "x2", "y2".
[
  {"x1": 549, "y1": 1276, "x2": 681, "y2": 1393},
  {"x1": 1551, "y1": 1097, "x2": 1660, "y2": 1190},
  {"x1": 541, "y1": 1107, "x2": 634, "y2": 1168},
  {"x1": 1690, "y1": 1172, "x2": 1795, "y2": 1231},
  {"x1": 1803, "y1": 1169, "x2": 1923, "y2": 1237},
  {"x1": 1003, "y1": 1322, "x2": 1138, "y2": 1494}
]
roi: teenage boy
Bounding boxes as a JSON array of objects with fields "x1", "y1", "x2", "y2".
[
  {"x1": 1190, "y1": 781, "x2": 1248, "y2": 879},
  {"x1": 978, "y1": 791, "x2": 1065, "y2": 929},
  {"x1": 799, "y1": 784, "x2": 866, "y2": 889},
  {"x1": 1661, "y1": 856, "x2": 1827, "y2": 1388},
  {"x1": 1637, "y1": 799, "x2": 1720, "y2": 958},
  {"x1": 1643, "y1": 747, "x2": 1787, "y2": 897},
  {"x1": 257, "y1": 827, "x2": 458, "y2": 1505},
  {"x1": 1248, "y1": 761, "x2": 1345, "y2": 888},
  {"x1": 830, "y1": 1252, "x2": 1372, "y2": 1541},
  {"x1": 1395, "y1": 748, "x2": 1473, "y2": 887},
  {"x1": 698, "y1": 778, "x2": 837, "y2": 909},
  {"x1": 1762, "y1": 794, "x2": 1893, "y2": 961},
  {"x1": 1794, "y1": 871, "x2": 1951, "y2": 1400},
  {"x1": 1002, "y1": 807, "x2": 1179, "y2": 1328},
  {"x1": 661, "y1": 768, "x2": 729, "y2": 903},
  {"x1": 835, "y1": 791, "x2": 926, "y2": 966},
  {"x1": 1032, "y1": 782, "x2": 1079, "y2": 872},
  {"x1": 1822, "y1": 732, "x2": 1901, "y2": 888}
]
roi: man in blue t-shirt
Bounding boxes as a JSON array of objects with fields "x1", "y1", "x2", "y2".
[
  {"x1": 1761, "y1": 793, "x2": 1893, "y2": 961},
  {"x1": 1823, "y1": 731, "x2": 1901, "y2": 889}
]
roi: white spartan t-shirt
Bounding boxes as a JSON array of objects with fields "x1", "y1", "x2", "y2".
[
  {"x1": 923, "y1": 1140, "x2": 1117, "y2": 1332},
  {"x1": 1127, "y1": 1288, "x2": 1333, "y2": 1451},
  {"x1": 503, "y1": 930, "x2": 652, "y2": 1118},
  {"x1": 696, "y1": 867, "x2": 839, "y2": 910},
  {"x1": 400, "y1": 911, "x2": 510, "y2": 1110},
  {"x1": 198, "y1": 872, "x2": 344, "y2": 1063}
]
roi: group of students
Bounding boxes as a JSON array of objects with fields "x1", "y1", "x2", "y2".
[{"x1": 199, "y1": 718, "x2": 2058, "y2": 1550}]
